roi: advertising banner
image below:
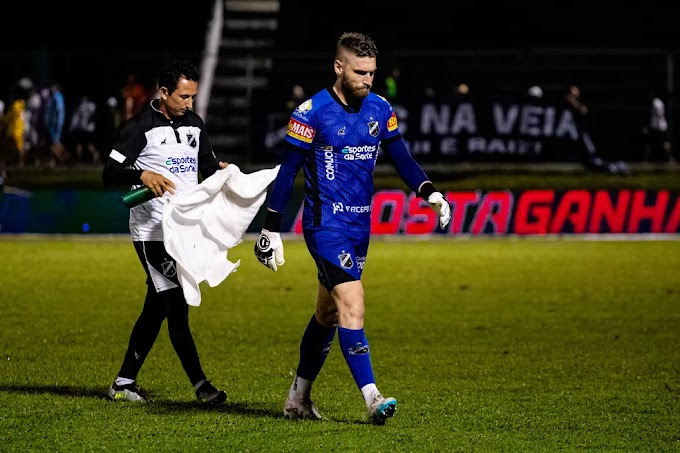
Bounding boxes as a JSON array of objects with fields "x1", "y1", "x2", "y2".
[
  {"x1": 3, "y1": 189, "x2": 678, "y2": 235},
  {"x1": 289, "y1": 189, "x2": 680, "y2": 235},
  {"x1": 260, "y1": 95, "x2": 596, "y2": 164},
  {"x1": 388, "y1": 97, "x2": 592, "y2": 163}
]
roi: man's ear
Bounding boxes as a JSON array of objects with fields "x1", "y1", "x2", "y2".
[
  {"x1": 334, "y1": 60, "x2": 342, "y2": 76},
  {"x1": 160, "y1": 87, "x2": 168, "y2": 100}
]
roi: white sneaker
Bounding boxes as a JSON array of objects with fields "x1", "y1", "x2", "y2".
[
  {"x1": 367, "y1": 395, "x2": 397, "y2": 425},
  {"x1": 283, "y1": 396, "x2": 322, "y2": 420},
  {"x1": 108, "y1": 382, "x2": 147, "y2": 403}
]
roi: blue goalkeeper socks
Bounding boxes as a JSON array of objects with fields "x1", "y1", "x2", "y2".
[{"x1": 338, "y1": 327, "x2": 375, "y2": 389}]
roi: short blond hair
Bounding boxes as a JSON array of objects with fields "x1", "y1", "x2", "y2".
[{"x1": 336, "y1": 32, "x2": 378, "y2": 60}]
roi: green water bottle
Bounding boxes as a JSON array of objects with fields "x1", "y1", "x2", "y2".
[{"x1": 122, "y1": 187, "x2": 155, "y2": 208}]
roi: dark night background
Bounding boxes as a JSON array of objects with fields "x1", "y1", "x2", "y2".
[
  {"x1": 1, "y1": 1, "x2": 678, "y2": 163},
  {"x1": 1, "y1": 2, "x2": 677, "y2": 96},
  {"x1": 8, "y1": 3, "x2": 678, "y2": 53},
  {"x1": 3, "y1": 3, "x2": 677, "y2": 66},
  {"x1": 275, "y1": 3, "x2": 678, "y2": 51}
]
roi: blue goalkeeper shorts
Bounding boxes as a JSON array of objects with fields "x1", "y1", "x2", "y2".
[{"x1": 303, "y1": 228, "x2": 370, "y2": 291}]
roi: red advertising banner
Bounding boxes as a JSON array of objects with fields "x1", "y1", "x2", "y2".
[{"x1": 291, "y1": 189, "x2": 680, "y2": 235}]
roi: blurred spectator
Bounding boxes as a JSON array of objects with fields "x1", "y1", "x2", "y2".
[
  {"x1": 107, "y1": 96, "x2": 123, "y2": 131},
  {"x1": 0, "y1": 97, "x2": 27, "y2": 167},
  {"x1": 29, "y1": 86, "x2": 54, "y2": 166},
  {"x1": 68, "y1": 95, "x2": 99, "y2": 164},
  {"x1": 565, "y1": 84, "x2": 588, "y2": 116},
  {"x1": 567, "y1": 86, "x2": 600, "y2": 169},
  {"x1": 285, "y1": 84, "x2": 306, "y2": 111},
  {"x1": 454, "y1": 83, "x2": 470, "y2": 97},
  {"x1": 16, "y1": 77, "x2": 34, "y2": 98},
  {"x1": 528, "y1": 85, "x2": 543, "y2": 99},
  {"x1": 43, "y1": 81, "x2": 69, "y2": 166},
  {"x1": 382, "y1": 66, "x2": 400, "y2": 99},
  {"x1": 121, "y1": 73, "x2": 148, "y2": 121},
  {"x1": 24, "y1": 89, "x2": 47, "y2": 165},
  {"x1": 0, "y1": 77, "x2": 35, "y2": 167},
  {"x1": 94, "y1": 96, "x2": 122, "y2": 159},
  {"x1": 563, "y1": 84, "x2": 628, "y2": 174},
  {"x1": 564, "y1": 84, "x2": 592, "y2": 135},
  {"x1": 642, "y1": 93, "x2": 674, "y2": 164},
  {"x1": 451, "y1": 83, "x2": 471, "y2": 105}
]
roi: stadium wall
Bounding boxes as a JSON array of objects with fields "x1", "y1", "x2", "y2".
[{"x1": 2, "y1": 188, "x2": 679, "y2": 235}]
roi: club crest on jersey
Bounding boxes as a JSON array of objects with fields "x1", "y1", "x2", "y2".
[
  {"x1": 337, "y1": 126, "x2": 346, "y2": 136},
  {"x1": 186, "y1": 133, "x2": 197, "y2": 148},
  {"x1": 161, "y1": 259, "x2": 176, "y2": 278},
  {"x1": 368, "y1": 121, "x2": 379, "y2": 137},
  {"x1": 338, "y1": 251, "x2": 353, "y2": 269},
  {"x1": 161, "y1": 138, "x2": 167, "y2": 145}
]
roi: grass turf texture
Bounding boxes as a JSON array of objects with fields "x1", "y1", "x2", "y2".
[{"x1": 1, "y1": 236, "x2": 679, "y2": 451}]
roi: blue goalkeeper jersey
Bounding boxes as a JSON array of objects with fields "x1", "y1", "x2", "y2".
[{"x1": 284, "y1": 87, "x2": 401, "y2": 231}]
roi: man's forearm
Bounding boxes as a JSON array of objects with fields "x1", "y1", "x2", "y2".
[{"x1": 102, "y1": 164, "x2": 144, "y2": 186}]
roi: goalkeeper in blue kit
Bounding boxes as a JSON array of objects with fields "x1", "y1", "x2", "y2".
[{"x1": 254, "y1": 32, "x2": 451, "y2": 425}]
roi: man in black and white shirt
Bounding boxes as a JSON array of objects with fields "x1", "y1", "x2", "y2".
[{"x1": 102, "y1": 59, "x2": 228, "y2": 404}]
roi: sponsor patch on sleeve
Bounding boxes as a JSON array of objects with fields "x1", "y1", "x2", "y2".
[
  {"x1": 287, "y1": 118, "x2": 315, "y2": 143},
  {"x1": 387, "y1": 112, "x2": 398, "y2": 132}
]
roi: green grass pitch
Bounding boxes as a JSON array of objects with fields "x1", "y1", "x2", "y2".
[{"x1": 0, "y1": 235, "x2": 679, "y2": 452}]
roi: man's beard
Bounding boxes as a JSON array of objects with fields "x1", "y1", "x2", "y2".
[{"x1": 341, "y1": 78, "x2": 369, "y2": 107}]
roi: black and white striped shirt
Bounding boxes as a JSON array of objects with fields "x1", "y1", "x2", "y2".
[{"x1": 103, "y1": 99, "x2": 220, "y2": 241}]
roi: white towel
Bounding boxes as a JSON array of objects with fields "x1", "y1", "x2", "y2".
[{"x1": 162, "y1": 164, "x2": 279, "y2": 306}]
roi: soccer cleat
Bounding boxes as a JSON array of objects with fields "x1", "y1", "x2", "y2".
[
  {"x1": 195, "y1": 380, "x2": 227, "y2": 405},
  {"x1": 367, "y1": 395, "x2": 397, "y2": 425},
  {"x1": 108, "y1": 382, "x2": 147, "y2": 403},
  {"x1": 283, "y1": 397, "x2": 322, "y2": 420}
]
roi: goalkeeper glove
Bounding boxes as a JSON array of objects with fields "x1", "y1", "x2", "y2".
[
  {"x1": 254, "y1": 229, "x2": 285, "y2": 271},
  {"x1": 428, "y1": 192, "x2": 451, "y2": 229}
]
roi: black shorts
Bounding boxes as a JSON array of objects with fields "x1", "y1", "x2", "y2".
[{"x1": 133, "y1": 241, "x2": 180, "y2": 293}]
